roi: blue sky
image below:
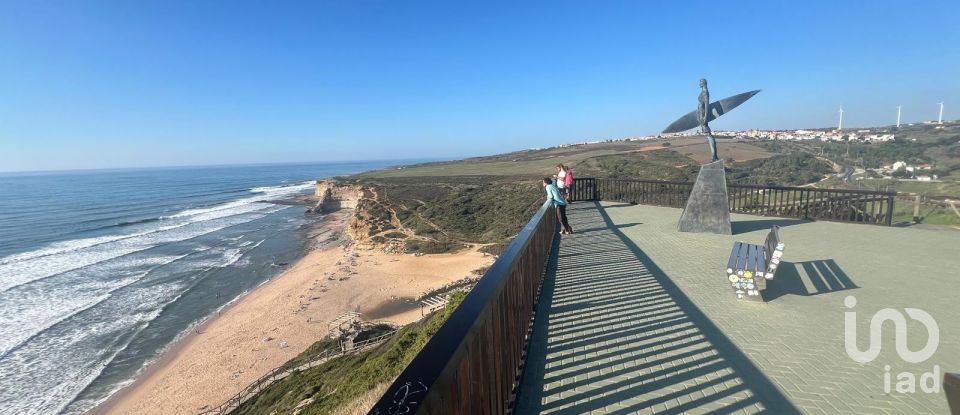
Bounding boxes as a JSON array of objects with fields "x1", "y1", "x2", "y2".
[{"x1": 1, "y1": 1, "x2": 958, "y2": 172}]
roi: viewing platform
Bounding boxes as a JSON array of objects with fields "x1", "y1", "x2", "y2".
[
  {"x1": 514, "y1": 202, "x2": 958, "y2": 414},
  {"x1": 369, "y1": 180, "x2": 959, "y2": 415}
]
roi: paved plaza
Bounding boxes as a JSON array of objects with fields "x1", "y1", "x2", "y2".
[{"x1": 515, "y1": 202, "x2": 959, "y2": 414}]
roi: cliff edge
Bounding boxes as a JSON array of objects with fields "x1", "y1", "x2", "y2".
[{"x1": 311, "y1": 180, "x2": 371, "y2": 213}]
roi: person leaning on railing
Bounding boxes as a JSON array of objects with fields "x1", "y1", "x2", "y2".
[{"x1": 543, "y1": 178, "x2": 574, "y2": 234}]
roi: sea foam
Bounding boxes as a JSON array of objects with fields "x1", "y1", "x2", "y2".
[{"x1": 0, "y1": 182, "x2": 311, "y2": 293}]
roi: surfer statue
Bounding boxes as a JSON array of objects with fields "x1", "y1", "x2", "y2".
[
  {"x1": 698, "y1": 79, "x2": 719, "y2": 163},
  {"x1": 663, "y1": 80, "x2": 760, "y2": 235},
  {"x1": 662, "y1": 80, "x2": 759, "y2": 165}
]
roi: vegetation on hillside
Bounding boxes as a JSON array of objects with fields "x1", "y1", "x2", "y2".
[
  {"x1": 756, "y1": 123, "x2": 960, "y2": 205},
  {"x1": 727, "y1": 153, "x2": 833, "y2": 186},
  {"x1": 574, "y1": 149, "x2": 833, "y2": 187},
  {"x1": 760, "y1": 124, "x2": 960, "y2": 176},
  {"x1": 380, "y1": 179, "x2": 544, "y2": 244},
  {"x1": 343, "y1": 125, "x2": 960, "y2": 246},
  {"x1": 344, "y1": 177, "x2": 543, "y2": 255},
  {"x1": 344, "y1": 139, "x2": 839, "y2": 255},
  {"x1": 232, "y1": 291, "x2": 467, "y2": 415},
  {"x1": 572, "y1": 151, "x2": 699, "y2": 181}
]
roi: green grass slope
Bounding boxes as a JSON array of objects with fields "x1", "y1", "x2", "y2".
[{"x1": 233, "y1": 292, "x2": 466, "y2": 415}]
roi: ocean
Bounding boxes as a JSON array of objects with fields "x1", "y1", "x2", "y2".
[{"x1": 0, "y1": 161, "x2": 401, "y2": 415}]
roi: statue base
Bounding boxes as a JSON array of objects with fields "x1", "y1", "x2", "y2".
[{"x1": 678, "y1": 160, "x2": 732, "y2": 235}]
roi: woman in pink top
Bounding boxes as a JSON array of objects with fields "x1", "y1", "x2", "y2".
[
  {"x1": 563, "y1": 166, "x2": 574, "y2": 203},
  {"x1": 555, "y1": 164, "x2": 567, "y2": 191}
]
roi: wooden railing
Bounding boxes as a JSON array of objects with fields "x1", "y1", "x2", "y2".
[
  {"x1": 571, "y1": 177, "x2": 896, "y2": 226},
  {"x1": 368, "y1": 201, "x2": 558, "y2": 414}
]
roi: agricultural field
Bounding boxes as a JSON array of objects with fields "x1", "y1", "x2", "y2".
[
  {"x1": 355, "y1": 136, "x2": 773, "y2": 180},
  {"x1": 857, "y1": 177, "x2": 960, "y2": 198},
  {"x1": 890, "y1": 198, "x2": 960, "y2": 227}
]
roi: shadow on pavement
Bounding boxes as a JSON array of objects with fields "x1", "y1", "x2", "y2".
[
  {"x1": 762, "y1": 259, "x2": 858, "y2": 302},
  {"x1": 514, "y1": 202, "x2": 800, "y2": 414},
  {"x1": 731, "y1": 218, "x2": 810, "y2": 235}
]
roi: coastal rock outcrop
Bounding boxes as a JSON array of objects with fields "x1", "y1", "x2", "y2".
[
  {"x1": 310, "y1": 180, "x2": 404, "y2": 252},
  {"x1": 313, "y1": 180, "x2": 461, "y2": 255},
  {"x1": 348, "y1": 196, "x2": 408, "y2": 253},
  {"x1": 309, "y1": 180, "x2": 372, "y2": 213}
]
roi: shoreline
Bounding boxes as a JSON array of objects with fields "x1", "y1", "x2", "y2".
[
  {"x1": 93, "y1": 207, "x2": 492, "y2": 414},
  {"x1": 88, "y1": 209, "x2": 348, "y2": 415},
  {"x1": 87, "y1": 250, "x2": 311, "y2": 415}
]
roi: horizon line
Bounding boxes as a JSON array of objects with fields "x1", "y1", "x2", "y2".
[
  {"x1": 4, "y1": 119, "x2": 955, "y2": 175},
  {"x1": 0, "y1": 157, "x2": 453, "y2": 176}
]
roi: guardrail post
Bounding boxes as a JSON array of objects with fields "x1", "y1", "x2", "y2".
[{"x1": 887, "y1": 194, "x2": 896, "y2": 226}]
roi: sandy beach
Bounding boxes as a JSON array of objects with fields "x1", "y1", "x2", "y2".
[{"x1": 97, "y1": 209, "x2": 492, "y2": 415}]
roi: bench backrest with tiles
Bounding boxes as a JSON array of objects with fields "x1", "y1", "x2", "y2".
[{"x1": 725, "y1": 226, "x2": 785, "y2": 302}]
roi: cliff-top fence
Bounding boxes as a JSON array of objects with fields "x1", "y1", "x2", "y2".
[
  {"x1": 570, "y1": 177, "x2": 896, "y2": 226},
  {"x1": 368, "y1": 201, "x2": 557, "y2": 414}
]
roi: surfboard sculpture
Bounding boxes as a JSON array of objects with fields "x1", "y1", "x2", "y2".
[
  {"x1": 662, "y1": 89, "x2": 760, "y2": 134},
  {"x1": 667, "y1": 81, "x2": 760, "y2": 235}
]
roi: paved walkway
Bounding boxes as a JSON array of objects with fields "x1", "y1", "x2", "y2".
[{"x1": 515, "y1": 202, "x2": 959, "y2": 414}]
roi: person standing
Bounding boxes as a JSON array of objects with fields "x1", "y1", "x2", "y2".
[
  {"x1": 543, "y1": 178, "x2": 573, "y2": 234},
  {"x1": 563, "y1": 165, "x2": 574, "y2": 203},
  {"x1": 555, "y1": 164, "x2": 567, "y2": 197}
]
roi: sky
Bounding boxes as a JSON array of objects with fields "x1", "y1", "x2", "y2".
[{"x1": 1, "y1": 1, "x2": 959, "y2": 172}]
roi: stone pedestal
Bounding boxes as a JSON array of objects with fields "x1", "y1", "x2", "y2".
[{"x1": 678, "y1": 160, "x2": 732, "y2": 235}]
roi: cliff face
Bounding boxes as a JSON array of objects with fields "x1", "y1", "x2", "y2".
[
  {"x1": 348, "y1": 197, "x2": 406, "y2": 252},
  {"x1": 311, "y1": 180, "x2": 399, "y2": 251},
  {"x1": 314, "y1": 180, "x2": 472, "y2": 254},
  {"x1": 312, "y1": 180, "x2": 372, "y2": 213}
]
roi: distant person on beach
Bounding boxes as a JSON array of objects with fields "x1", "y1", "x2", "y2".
[{"x1": 543, "y1": 178, "x2": 574, "y2": 234}]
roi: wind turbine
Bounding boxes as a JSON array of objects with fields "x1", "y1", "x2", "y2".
[
  {"x1": 938, "y1": 102, "x2": 944, "y2": 124},
  {"x1": 896, "y1": 105, "x2": 902, "y2": 128},
  {"x1": 837, "y1": 106, "x2": 844, "y2": 130}
]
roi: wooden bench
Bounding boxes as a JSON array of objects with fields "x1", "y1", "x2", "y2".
[{"x1": 725, "y1": 226, "x2": 785, "y2": 302}]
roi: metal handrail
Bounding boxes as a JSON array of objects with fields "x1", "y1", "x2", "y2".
[
  {"x1": 585, "y1": 177, "x2": 897, "y2": 195},
  {"x1": 571, "y1": 177, "x2": 896, "y2": 226},
  {"x1": 367, "y1": 201, "x2": 558, "y2": 414}
]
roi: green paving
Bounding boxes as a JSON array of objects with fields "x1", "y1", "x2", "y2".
[{"x1": 516, "y1": 202, "x2": 959, "y2": 414}]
